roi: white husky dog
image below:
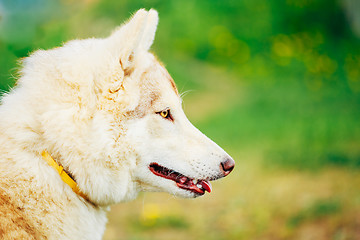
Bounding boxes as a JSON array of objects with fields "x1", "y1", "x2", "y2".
[{"x1": 0, "y1": 9, "x2": 234, "y2": 239}]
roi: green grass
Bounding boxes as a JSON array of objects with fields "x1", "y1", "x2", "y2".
[
  {"x1": 192, "y1": 76, "x2": 360, "y2": 170},
  {"x1": 287, "y1": 199, "x2": 342, "y2": 228}
]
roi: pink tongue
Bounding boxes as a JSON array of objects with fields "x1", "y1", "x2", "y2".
[{"x1": 200, "y1": 180, "x2": 212, "y2": 193}]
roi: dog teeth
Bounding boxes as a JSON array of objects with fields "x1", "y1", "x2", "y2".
[
  {"x1": 179, "y1": 177, "x2": 187, "y2": 184},
  {"x1": 192, "y1": 179, "x2": 197, "y2": 184},
  {"x1": 196, "y1": 184, "x2": 202, "y2": 189}
]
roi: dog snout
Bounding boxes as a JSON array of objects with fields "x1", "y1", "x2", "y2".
[{"x1": 220, "y1": 157, "x2": 235, "y2": 176}]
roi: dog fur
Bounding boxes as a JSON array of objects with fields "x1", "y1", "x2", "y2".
[{"x1": 0, "y1": 9, "x2": 234, "y2": 239}]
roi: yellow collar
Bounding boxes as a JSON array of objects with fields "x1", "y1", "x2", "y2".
[{"x1": 41, "y1": 150, "x2": 89, "y2": 201}]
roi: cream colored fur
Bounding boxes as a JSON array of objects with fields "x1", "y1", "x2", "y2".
[{"x1": 0, "y1": 9, "x2": 234, "y2": 239}]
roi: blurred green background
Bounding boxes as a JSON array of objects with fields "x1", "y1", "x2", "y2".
[{"x1": 1, "y1": 0, "x2": 360, "y2": 239}]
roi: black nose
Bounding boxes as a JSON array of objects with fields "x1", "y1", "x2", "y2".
[{"x1": 221, "y1": 157, "x2": 235, "y2": 176}]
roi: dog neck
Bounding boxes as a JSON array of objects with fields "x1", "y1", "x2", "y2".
[{"x1": 41, "y1": 150, "x2": 93, "y2": 204}]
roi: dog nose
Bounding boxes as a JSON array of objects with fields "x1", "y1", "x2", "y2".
[{"x1": 221, "y1": 157, "x2": 235, "y2": 176}]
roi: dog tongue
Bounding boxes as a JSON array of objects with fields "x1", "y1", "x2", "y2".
[
  {"x1": 176, "y1": 179, "x2": 212, "y2": 194},
  {"x1": 200, "y1": 180, "x2": 212, "y2": 193}
]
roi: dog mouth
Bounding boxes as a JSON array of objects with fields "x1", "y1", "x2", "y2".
[{"x1": 149, "y1": 163, "x2": 212, "y2": 195}]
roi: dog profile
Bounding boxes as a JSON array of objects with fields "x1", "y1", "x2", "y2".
[{"x1": 0, "y1": 9, "x2": 235, "y2": 239}]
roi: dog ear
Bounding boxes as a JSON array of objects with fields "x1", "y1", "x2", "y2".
[
  {"x1": 138, "y1": 9, "x2": 159, "y2": 52},
  {"x1": 109, "y1": 9, "x2": 147, "y2": 70},
  {"x1": 108, "y1": 9, "x2": 159, "y2": 73}
]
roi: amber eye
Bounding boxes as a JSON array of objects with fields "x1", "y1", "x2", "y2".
[
  {"x1": 157, "y1": 109, "x2": 173, "y2": 121},
  {"x1": 160, "y1": 109, "x2": 169, "y2": 118}
]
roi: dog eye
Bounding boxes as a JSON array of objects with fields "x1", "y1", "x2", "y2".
[
  {"x1": 160, "y1": 110, "x2": 169, "y2": 118},
  {"x1": 157, "y1": 109, "x2": 172, "y2": 120}
]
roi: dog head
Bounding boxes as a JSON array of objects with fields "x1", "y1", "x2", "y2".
[
  {"x1": 107, "y1": 9, "x2": 235, "y2": 199},
  {"x1": 21, "y1": 9, "x2": 234, "y2": 205}
]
